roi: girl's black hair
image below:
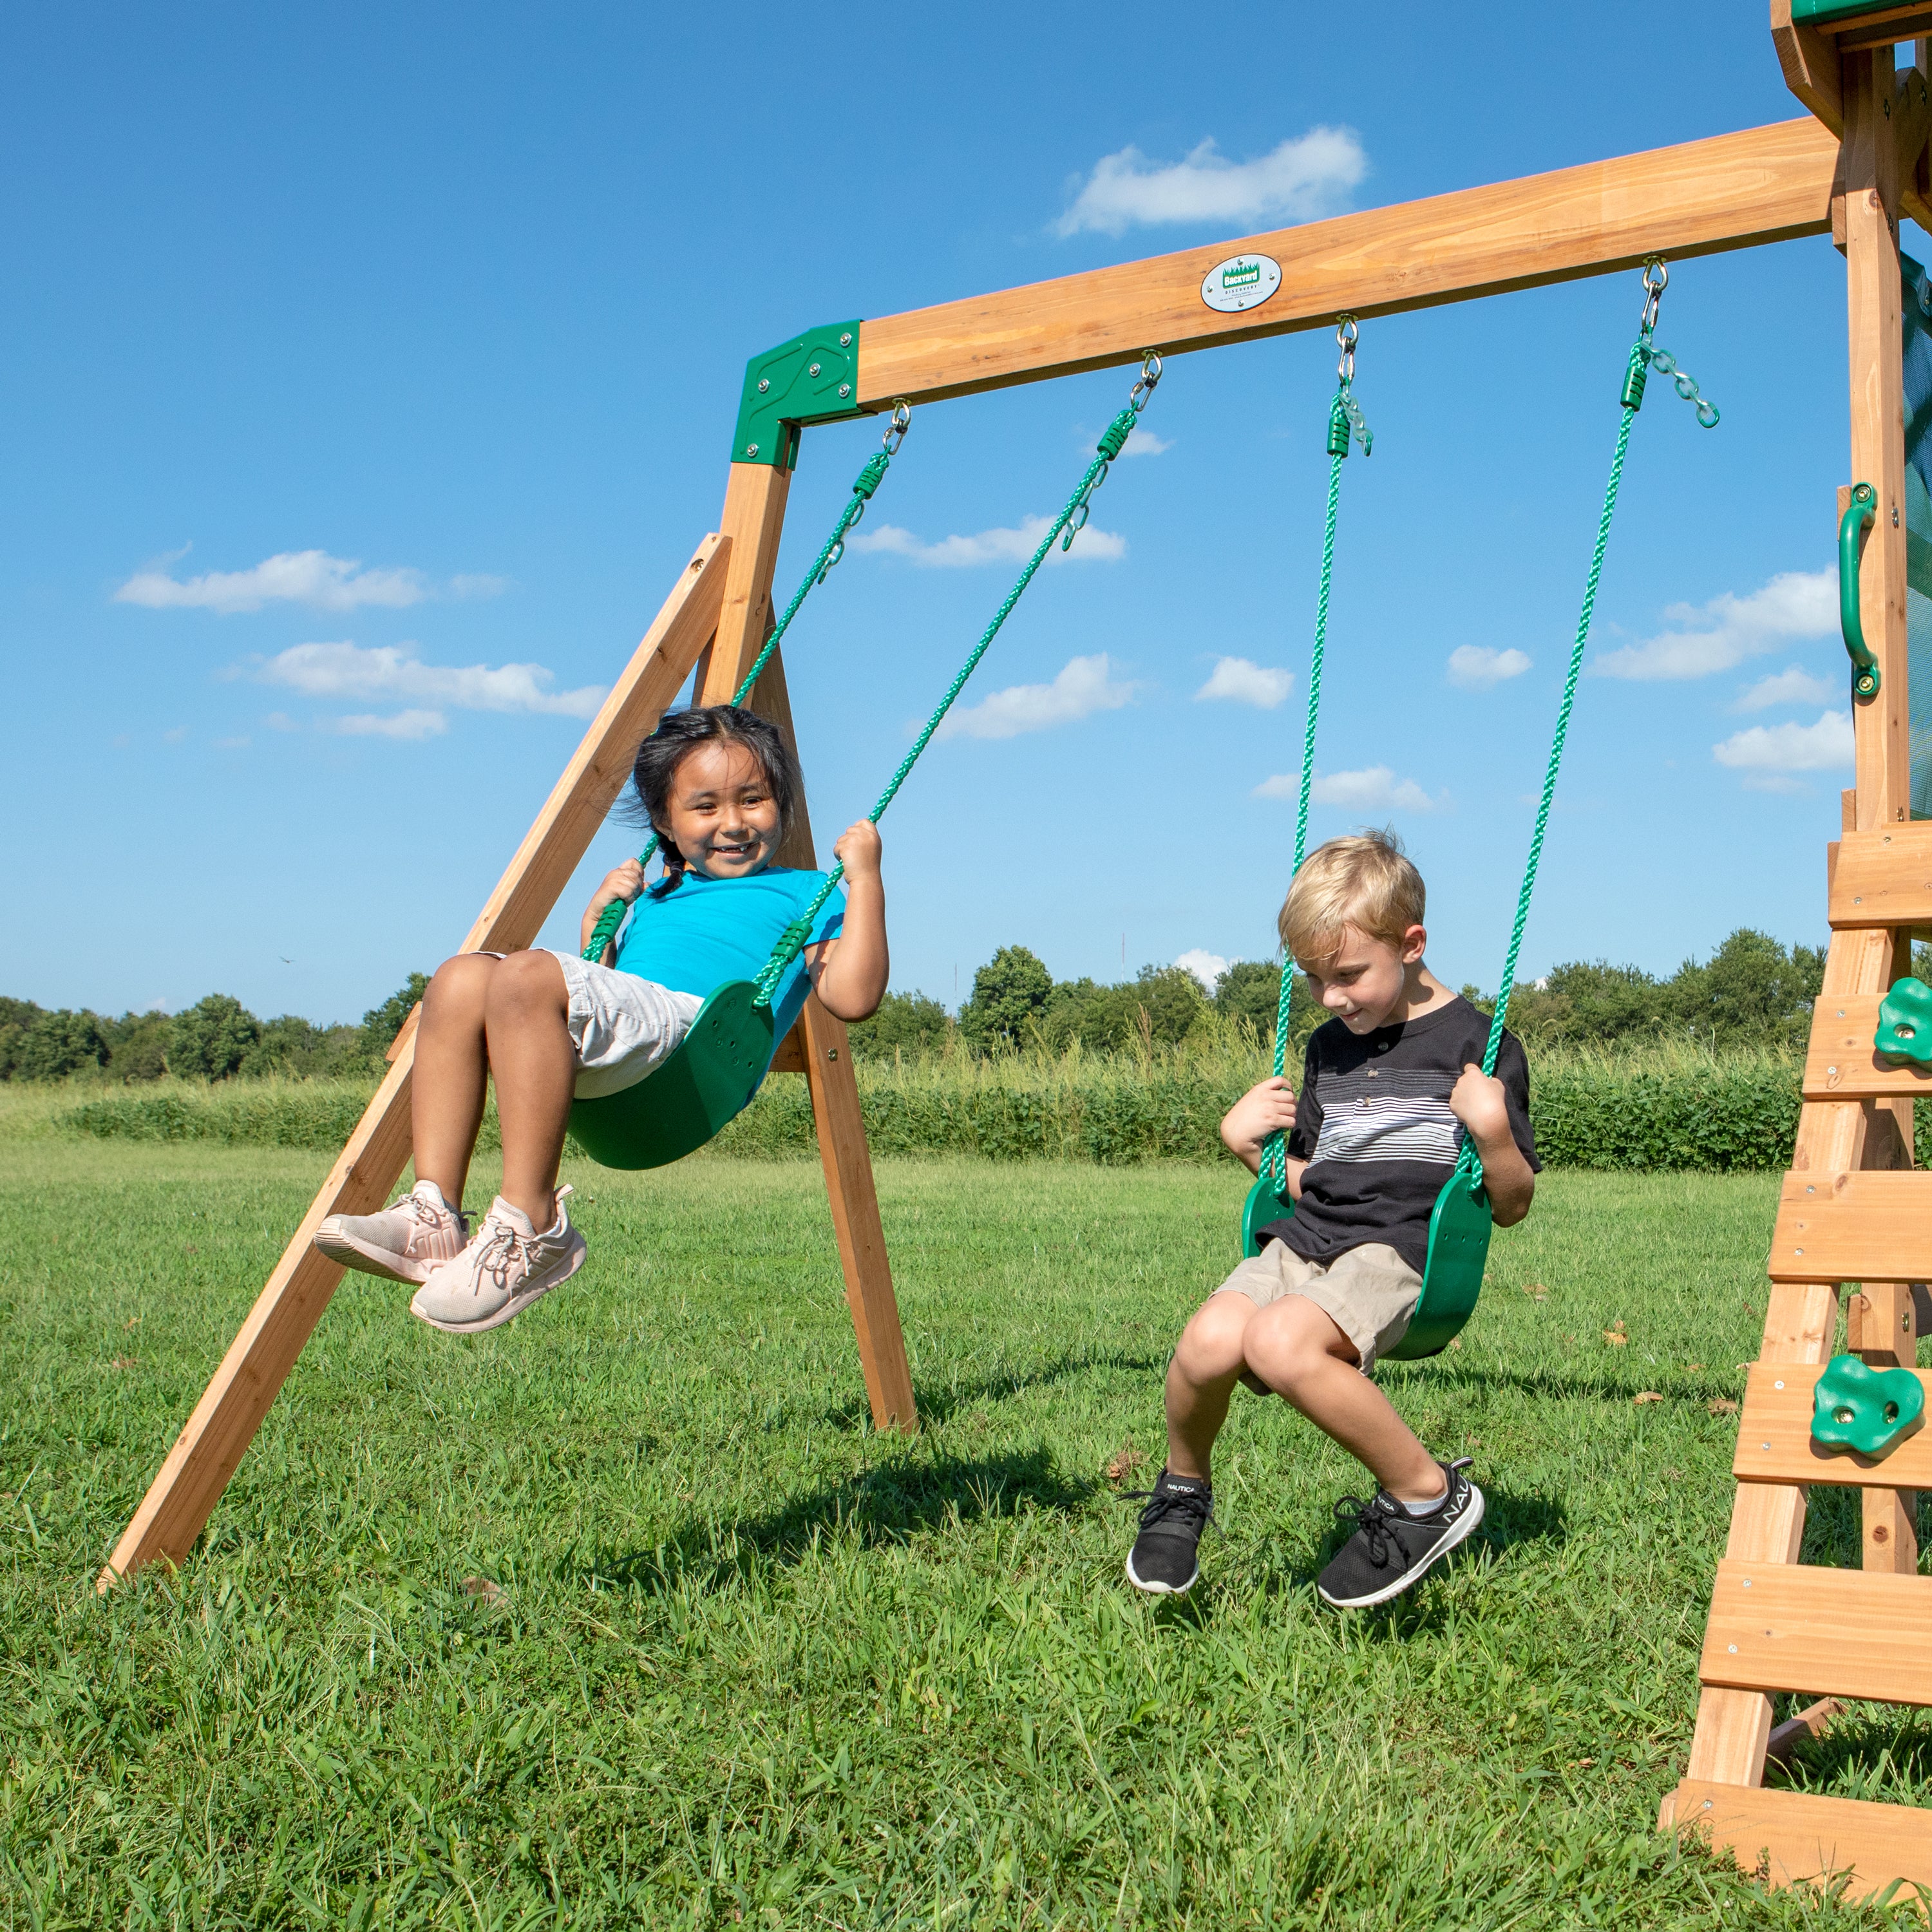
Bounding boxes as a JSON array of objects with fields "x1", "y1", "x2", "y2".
[{"x1": 628, "y1": 703, "x2": 800, "y2": 895}]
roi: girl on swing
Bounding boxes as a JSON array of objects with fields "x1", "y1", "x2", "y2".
[{"x1": 314, "y1": 704, "x2": 889, "y2": 1334}]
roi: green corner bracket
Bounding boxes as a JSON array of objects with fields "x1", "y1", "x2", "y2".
[
  {"x1": 1792, "y1": 0, "x2": 1914, "y2": 21},
  {"x1": 1875, "y1": 976, "x2": 1932, "y2": 1064},
  {"x1": 732, "y1": 319, "x2": 868, "y2": 469},
  {"x1": 1812, "y1": 1352, "x2": 1926, "y2": 1459}
]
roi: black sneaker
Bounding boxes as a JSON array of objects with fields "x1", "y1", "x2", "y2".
[
  {"x1": 1316, "y1": 1458, "x2": 1484, "y2": 1609},
  {"x1": 1124, "y1": 1470, "x2": 1213, "y2": 1596}
]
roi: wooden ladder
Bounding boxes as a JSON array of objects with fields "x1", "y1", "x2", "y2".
[{"x1": 1663, "y1": 812, "x2": 1932, "y2": 1897}]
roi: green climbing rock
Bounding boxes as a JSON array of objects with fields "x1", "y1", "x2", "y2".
[
  {"x1": 1875, "y1": 976, "x2": 1932, "y2": 1065},
  {"x1": 1811, "y1": 1352, "x2": 1926, "y2": 1459}
]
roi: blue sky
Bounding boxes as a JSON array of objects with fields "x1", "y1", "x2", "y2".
[{"x1": 0, "y1": 3, "x2": 1889, "y2": 1025}]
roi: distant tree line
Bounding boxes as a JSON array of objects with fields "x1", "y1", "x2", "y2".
[
  {"x1": 0, "y1": 974, "x2": 428, "y2": 1084},
  {"x1": 849, "y1": 927, "x2": 1866, "y2": 1063},
  {"x1": 0, "y1": 927, "x2": 1879, "y2": 1084}
]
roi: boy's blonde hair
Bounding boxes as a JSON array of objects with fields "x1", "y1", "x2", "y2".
[{"x1": 1278, "y1": 828, "x2": 1426, "y2": 968}]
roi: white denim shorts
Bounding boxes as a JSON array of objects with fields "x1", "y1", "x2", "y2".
[{"x1": 546, "y1": 951, "x2": 703, "y2": 1100}]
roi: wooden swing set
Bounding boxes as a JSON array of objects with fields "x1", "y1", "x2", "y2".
[{"x1": 102, "y1": 1, "x2": 1932, "y2": 1899}]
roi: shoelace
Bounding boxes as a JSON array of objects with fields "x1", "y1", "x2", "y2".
[
  {"x1": 469, "y1": 1220, "x2": 529, "y2": 1297},
  {"x1": 1331, "y1": 1492, "x2": 1403, "y2": 1567},
  {"x1": 1124, "y1": 1484, "x2": 1214, "y2": 1539}
]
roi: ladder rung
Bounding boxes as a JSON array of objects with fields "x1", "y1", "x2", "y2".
[
  {"x1": 1767, "y1": 1170, "x2": 1932, "y2": 1283},
  {"x1": 1735, "y1": 1363, "x2": 1932, "y2": 1487},
  {"x1": 1700, "y1": 1559, "x2": 1932, "y2": 1706},
  {"x1": 1802, "y1": 994, "x2": 1932, "y2": 1099},
  {"x1": 1665, "y1": 1779, "x2": 1932, "y2": 1902},
  {"x1": 1828, "y1": 825, "x2": 1932, "y2": 929}
]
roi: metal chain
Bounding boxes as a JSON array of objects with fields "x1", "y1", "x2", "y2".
[
  {"x1": 581, "y1": 403, "x2": 912, "y2": 963},
  {"x1": 750, "y1": 354, "x2": 1164, "y2": 1007}
]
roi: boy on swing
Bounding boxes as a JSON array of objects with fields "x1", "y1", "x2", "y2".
[{"x1": 1127, "y1": 831, "x2": 1539, "y2": 1609}]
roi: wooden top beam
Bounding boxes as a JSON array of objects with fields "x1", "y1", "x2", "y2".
[{"x1": 855, "y1": 120, "x2": 1837, "y2": 408}]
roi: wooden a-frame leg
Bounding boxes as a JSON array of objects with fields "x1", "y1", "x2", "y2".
[
  {"x1": 99, "y1": 535, "x2": 734, "y2": 1587},
  {"x1": 697, "y1": 454, "x2": 918, "y2": 1433}
]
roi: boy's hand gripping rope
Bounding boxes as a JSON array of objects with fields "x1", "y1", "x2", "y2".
[
  {"x1": 1449, "y1": 257, "x2": 1717, "y2": 1197},
  {"x1": 749, "y1": 354, "x2": 1165, "y2": 1008},
  {"x1": 1260, "y1": 319, "x2": 1372, "y2": 1191},
  {"x1": 582, "y1": 402, "x2": 913, "y2": 964}
]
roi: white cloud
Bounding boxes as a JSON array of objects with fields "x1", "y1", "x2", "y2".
[
  {"x1": 936, "y1": 652, "x2": 1138, "y2": 741},
  {"x1": 1195, "y1": 656, "x2": 1293, "y2": 708},
  {"x1": 1054, "y1": 129, "x2": 1367, "y2": 237},
  {"x1": 214, "y1": 735, "x2": 251, "y2": 750},
  {"x1": 333, "y1": 709, "x2": 448, "y2": 740},
  {"x1": 1255, "y1": 764, "x2": 1441, "y2": 812},
  {"x1": 850, "y1": 515, "x2": 1126, "y2": 567},
  {"x1": 1446, "y1": 644, "x2": 1531, "y2": 690},
  {"x1": 1175, "y1": 948, "x2": 1227, "y2": 992},
  {"x1": 1734, "y1": 665, "x2": 1839, "y2": 712},
  {"x1": 255, "y1": 641, "x2": 605, "y2": 717},
  {"x1": 1593, "y1": 569, "x2": 1835, "y2": 680},
  {"x1": 1118, "y1": 431, "x2": 1173, "y2": 458},
  {"x1": 116, "y1": 549, "x2": 437, "y2": 614},
  {"x1": 1712, "y1": 708, "x2": 1852, "y2": 773}
]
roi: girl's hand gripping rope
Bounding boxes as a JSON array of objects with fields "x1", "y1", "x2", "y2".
[{"x1": 580, "y1": 858, "x2": 646, "y2": 957}]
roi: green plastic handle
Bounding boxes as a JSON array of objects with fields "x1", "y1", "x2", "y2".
[{"x1": 1839, "y1": 482, "x2": 1881, "y2": 700}]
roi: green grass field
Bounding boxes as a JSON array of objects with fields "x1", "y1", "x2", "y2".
[{"x1": 0, "y1": 1124, "x2": 1925, "y2": 1927}]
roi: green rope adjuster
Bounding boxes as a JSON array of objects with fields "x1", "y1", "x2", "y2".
[
  {"x1": 1244, "y1": 318, "x2": 1370, "y2": 1252},
  {"x1": 1839, "y1": 481, "x2": 1882, "y2": 701},
  {"x1": 1812, "y1": 1352, "x2": 1925, "y2": 1459}
]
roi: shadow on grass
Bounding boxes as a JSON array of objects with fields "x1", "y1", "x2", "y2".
[
  {"x1": 813, "y1": 1345, "x2": 1168, "y2": 1432},
  {"x1": 579, "y1": 1444, "x2": 1092, "y2": 1596},
  {"x1": 1385, "y1": 1362, "x2": 1748, "y2": 1408}
]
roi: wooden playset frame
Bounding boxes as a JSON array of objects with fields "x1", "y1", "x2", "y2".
[{"x1": 102, "y1": 5, "x2": 1932, "y2": 1899}]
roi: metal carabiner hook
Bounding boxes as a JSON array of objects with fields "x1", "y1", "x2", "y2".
[
  {"x1": 1336, "y1": 314, "x2": 1359, "y2": 384},
  {"x1": 1129, "y1": 350, "x2": 1164, "y2": 413},
  {"x1": 1640, "y1": 258, "x2": 1668, "y2": 334},
  {"x1": 882, "y1": 399, "x2": 912, "y2": 455}
]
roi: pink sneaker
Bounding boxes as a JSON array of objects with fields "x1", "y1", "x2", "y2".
[
  {"x1": 410, "y1": 1188, "x2": 586, "y2": 1334},
  {"x1": 315, "y1": 1180, "x2": 469, "y2": 1284}
]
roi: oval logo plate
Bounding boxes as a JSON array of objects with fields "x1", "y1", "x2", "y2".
[{"x1": 1200, "y1": 252, "x2": 1282, "y2": 314}]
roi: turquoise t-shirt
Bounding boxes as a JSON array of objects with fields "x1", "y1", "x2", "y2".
[{"x1": 612, "y1": 865, "x2": 845, "y2": 1051}]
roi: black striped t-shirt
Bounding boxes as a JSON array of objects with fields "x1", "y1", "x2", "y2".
[{"x1": 1262, "y1": 995, "x2": 1539, "y2": 1274}]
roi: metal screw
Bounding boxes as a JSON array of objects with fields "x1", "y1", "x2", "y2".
[
  {"x1": 746, "y1": 442, "x2": 759, "y2": 457},
  {"x1": 1895, "y1": 506, "x2": 1902, "y2": 526},
  {"x1": 827, "y1": 1047, "x2": 839, "y2": 1061},
  {"x1": 1743, "y1": 1578, "x2": 1752, "y2": 1588},
  {"x1": 838, "y1": 383, "x2": 851, "y2": 397},
  {"x1": 808, "y1": 362, "x2": 820, "y2": 377},
  {"x1": 1774, "y1": 1379, "x2": 1785, "y2": 1390},
  {"x1": 1728, "y1": 1643, "x2": 1739, "y2": 1653},
  {"x1": 1796, "y1": 1248, "x2": 1804, "y2": 1256},
  {"x1": 757, "y1": 378, "x2": 770, "y2": 393},
  {"x1": 1762, "y1": 1443, "x2": 1771, "y2": 1452},
  {"x1": 839, "y1": 332, "x2": 853, "y2": 346},
  {"x1": 1827, "y1": 1066, "x2": 1839, "y2": 1077}
]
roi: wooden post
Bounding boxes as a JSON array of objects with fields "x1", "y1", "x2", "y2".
[
  {"x1": 699, "y1": 457, "x2": 918, "y2": 1434},
  {"x1": 99, "y1": 535, "x2": 733, "y2": 1586}
]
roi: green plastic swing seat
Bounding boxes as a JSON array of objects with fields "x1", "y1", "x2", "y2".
[
  {"x1": 1388, "y1": 1164, "x2": 1492, "y2": 1361},
  {"x1": 566, "y1": 980, "x2": 775, "y2": 1171},
  {"x1": 1240, "y1": 1161, "x2": 1493, "y2": 1360}
]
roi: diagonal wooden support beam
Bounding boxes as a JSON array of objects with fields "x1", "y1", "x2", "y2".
[{"x1": 100, "y1": 533, "x2": 733, "y2": 1588}]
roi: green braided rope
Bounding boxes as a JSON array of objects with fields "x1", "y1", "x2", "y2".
[
  {"x1": 1261, "y1": 383, "x2": 1362, "y2": 1189},
  {"x1": 582, "y1": 449, "x2": 894, "y2": 963},
  {"x1": 750, "y1": 402, "x2": 1147, "y2": 1008},
  {"x1": 1455, "y1": 333, "x2": 1658, "y2": 1191}
]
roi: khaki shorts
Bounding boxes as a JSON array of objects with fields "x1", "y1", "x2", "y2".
[{"x1": 1213, "y1": 1238, "x2": 1422, "y2": 1378}]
